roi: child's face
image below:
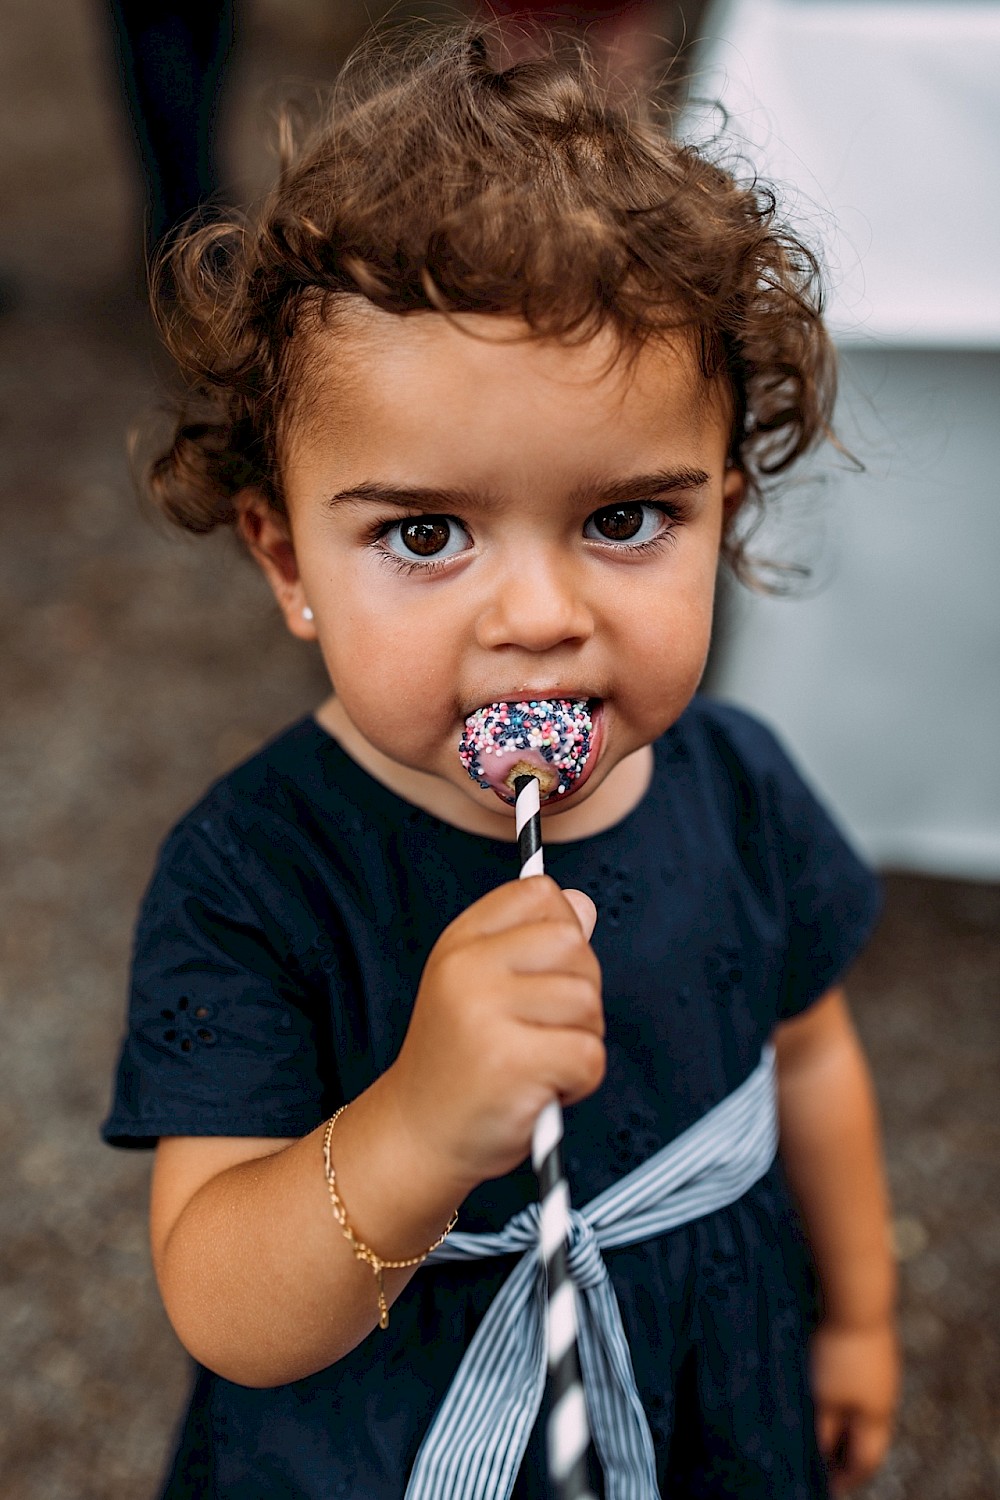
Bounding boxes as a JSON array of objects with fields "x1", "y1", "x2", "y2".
[{"x1": 245, "y1": 305, "x2": 743, "y2": 838}]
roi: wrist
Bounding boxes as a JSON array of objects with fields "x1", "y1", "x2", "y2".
[
  {"x1": 818, "y1": 1309, "x2": 897, "y2": 1337},
  {"x1": 322, "y1": 1105, "x2": 458, "y2": 1328},
  {"x1": 376, "y1": 1062, "x2": 484, "y2": 1202},
  {"x1": 818, "y1": 1264, "x2": 897, "y2": 1333},
  {"x1": 329, "y1": 1070, "x2": 474, "y2": 1262}
]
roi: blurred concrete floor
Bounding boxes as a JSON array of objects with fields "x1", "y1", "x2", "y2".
[{"x1": 0, "y1": 2, "x2": 997, "y2": 1497}]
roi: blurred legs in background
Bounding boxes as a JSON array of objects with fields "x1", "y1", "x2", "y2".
[
  {"x1": 103, "y1": 0, "x2": 707, "y2": 264},
  {"x1": 105, "y1": 0, "x2": 236, "y2": 250}
]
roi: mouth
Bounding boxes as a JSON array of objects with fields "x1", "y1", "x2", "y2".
[{"x1": 458, "y1": 697, "x2": 604, "y2": 806}]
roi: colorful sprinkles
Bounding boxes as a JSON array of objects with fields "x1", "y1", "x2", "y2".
[{"x1": 459, "y1": 699, "x2": 594, "y2": 797}]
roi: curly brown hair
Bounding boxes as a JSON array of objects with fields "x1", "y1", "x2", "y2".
[{"x1": 147, "y1": 25, "x2": 836, "y2": 579}]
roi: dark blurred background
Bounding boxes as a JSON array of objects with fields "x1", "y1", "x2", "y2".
[{"x1": 0, "y1": 1, "x2": 996, "y2": 1497}]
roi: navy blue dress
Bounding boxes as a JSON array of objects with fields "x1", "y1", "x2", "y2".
[{"x1": 103, "y1": 697, "x2": 881, "y2": 1499}]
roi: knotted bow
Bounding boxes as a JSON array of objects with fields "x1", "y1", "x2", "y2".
[{"x1": 405, "y1": 1045, "x2": 778, "y2": 1500}]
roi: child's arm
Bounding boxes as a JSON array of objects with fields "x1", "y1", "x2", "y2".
[
  {"x1": 774, "y1": 987, "x2": 900, "y2": 1494},
  {"x1": 149, "y1": 877, "x2": 603, "y2": 1387}
]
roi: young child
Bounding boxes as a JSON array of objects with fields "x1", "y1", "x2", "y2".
[{"x1": 103, "y1": 28, "x2": 899, "y2": 1500}]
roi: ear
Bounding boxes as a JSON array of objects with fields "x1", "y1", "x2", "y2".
[
  {"x1": 236, "y1": 490, "x2": 318, "y2": 642},
  {"x1": 722, "y1": 465, "x2": 748, "y2": 526}
]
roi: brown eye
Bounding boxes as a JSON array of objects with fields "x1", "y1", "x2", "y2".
[
  {"x1": 399, "y1": 517, "x2": 452, "y2": 556},
  {"x1": 584, "y1": 501, "x2": 669, "y2": 549},
  {"x1": 382, "y1": 514, "x2": 471, "y2": 566},
  {"x1": 591, "y1": 504, "x2": 645, "y2": 541}
]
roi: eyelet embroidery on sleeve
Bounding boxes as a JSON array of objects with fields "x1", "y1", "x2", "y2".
[{"x1": 160, "y1": 996, "x2": 216, "y2": 1053}]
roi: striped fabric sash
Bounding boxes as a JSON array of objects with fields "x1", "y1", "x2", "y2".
[{"x1": 405, "y1": 1045, "x2": 778, "y2": 1500}]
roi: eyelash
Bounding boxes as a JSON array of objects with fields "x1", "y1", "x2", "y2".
[
  {"x1": 368, "y1": 517, "x2": 468, "y2": 577},
  {"x1": 368, "y1": 502, "x2": 684, "y2": 577},
  {"x1": 605, "y1": 507, "x2": 682, "y2": 556}
]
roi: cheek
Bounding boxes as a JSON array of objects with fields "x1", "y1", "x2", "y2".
[
  {"x1": 619, "y1": 563, "x2": 717, "y2": 705},
  {"x1": 317, "y1": 585, "x2": 461, "y2": 754},
  {"x1": 630, "y1": 552, "x2": 715, "y2": 639}
]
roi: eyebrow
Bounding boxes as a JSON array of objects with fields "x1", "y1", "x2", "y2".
[
  {"x1": 572, "y1": 466, "x2": 712, "y2": 509},
  {"x1": 324, "y1": 467, "x2": 712, "y2": 513}
]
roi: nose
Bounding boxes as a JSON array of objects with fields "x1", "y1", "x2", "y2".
[{"x1": 475, "y1": 548, "x2": 595, "y2": 653}]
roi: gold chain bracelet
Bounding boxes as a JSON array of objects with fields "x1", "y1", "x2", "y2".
[{"x1": 322, "y1": 1106, "x2": 459, "y2": 1330}]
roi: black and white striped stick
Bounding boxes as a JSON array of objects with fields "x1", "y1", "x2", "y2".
[{"x1": 514, "y1": 773, "x2": 598, "y2": 1500}]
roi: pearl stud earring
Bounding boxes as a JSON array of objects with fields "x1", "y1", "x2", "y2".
[{"x1": 302, "y1": 606, "x2": 314, "y2": 621}]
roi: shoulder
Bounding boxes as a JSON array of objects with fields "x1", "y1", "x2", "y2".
[
  {"x1": 182, "y1": 716, "x2": 331, "y2": 831},
  {"x1": 661, "y1": 695, "x2": 816, "y2": 844},
  {"x1": 131, "y1": 717, "x2": 363, "y2": 960},
  {"x1": 661, "y1": 695, "x2": 879, "y2": 910},
  {"x1": 668, "y1": 694, "x2": 797, "y2": 783},
  {"x1": 157, "y1": 716, "x2": 353, "y2": 876},
  {"x1": 667, "y1": 700, "x2": 882, "y2": 1016},
  {"x1": 136, "y1": 715, "x2": 418, "y2": 969},
  {"x1": 107, "y1": 720, "x2": 347, "y2": 1150}
]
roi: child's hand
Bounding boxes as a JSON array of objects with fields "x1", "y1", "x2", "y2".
[
  {"x1": 811, "y1": 1316, "x2": 900, "y2": 1492},
  {"x1": 386, "y1": 875, "x2": 603, "y2": 1190}
]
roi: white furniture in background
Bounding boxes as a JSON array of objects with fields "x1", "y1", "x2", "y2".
[{"x1": 690, "y1": 0, "x2": 1000, "y2": 878}]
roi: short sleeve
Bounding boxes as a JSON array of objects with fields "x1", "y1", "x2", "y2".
[
  {"x1": 754, "y1": 723, "x2": 882, "y2": 1019},
  {"x1": 704, "y1": 702, "x2": 883, "y2": 1022},
  {"x1": 102, "y1": 822, "x2": 336, "y2": 1147}
]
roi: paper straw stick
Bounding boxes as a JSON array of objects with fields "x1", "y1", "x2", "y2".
[{"x1": 513, "y1": 773, "x2": 598, "y2": 1500}]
